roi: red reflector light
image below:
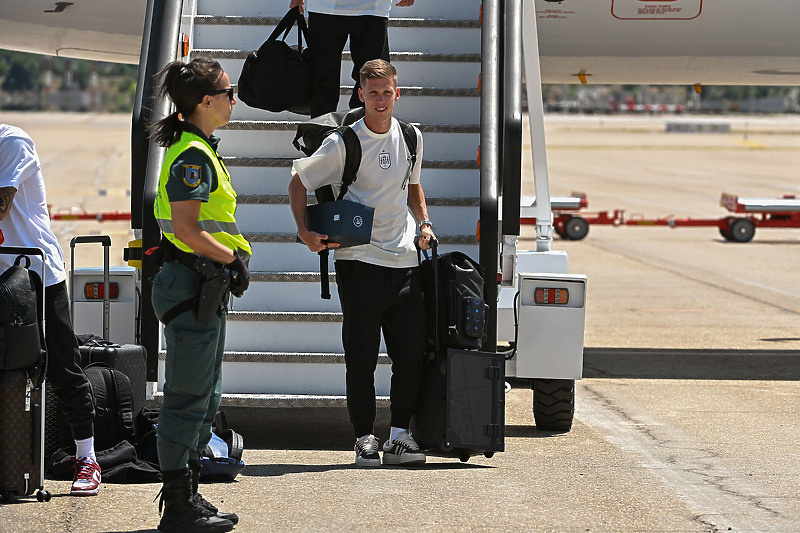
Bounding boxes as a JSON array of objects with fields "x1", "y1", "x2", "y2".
[
  {"x1": 84, "y1": 282, "x2": 119, "y2": 299},
  {"x1": 534, "y1": 287, "x2": 569, "y2": 305}
]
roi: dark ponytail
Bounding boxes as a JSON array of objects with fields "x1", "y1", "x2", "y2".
[{"x1": 149, "y1": 57, "x2": 224, "y2": 147}]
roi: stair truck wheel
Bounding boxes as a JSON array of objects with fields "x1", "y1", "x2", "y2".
[
  {"x1": 532, "y1": 378, "x2": 575, "y2": 431},
  {"x1": 719, "y1": 217, "x2": 735, "y2": 241},
  {"x1": 730, "y1": 218, "x2": 756, "y2": 243},
  {"x1": 564, "y1": 216, "x2": 589, "y2": 240}
]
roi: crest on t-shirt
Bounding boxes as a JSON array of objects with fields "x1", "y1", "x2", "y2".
[
  {"x1": 378, "y1": 151, "x2": 391, "y2": 170},
  {"x1": 182, "y1": 164, "x2": 201, "y2": 187}
]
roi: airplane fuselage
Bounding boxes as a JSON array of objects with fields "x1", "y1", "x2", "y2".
[{"x1": 1, "y1": 0, "x2": 799, "y2": 86}]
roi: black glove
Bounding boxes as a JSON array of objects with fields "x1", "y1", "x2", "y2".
[{"x1": 227, "y1": 251, "x2": 250, "y2": 297}]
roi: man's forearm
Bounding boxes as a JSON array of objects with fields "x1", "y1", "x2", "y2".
[{"x1": 407, "y1": 184, "x2": 429, "y2": 225}]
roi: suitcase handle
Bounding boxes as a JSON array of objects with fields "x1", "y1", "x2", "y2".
[
  {"x1": 69, "y1": 235, "x2": 111, "y2": 340},
  {"x1": 70, "y1": 235, "x2": 112, "y2": 247},
  {"x1": 416, "y1": 239, "x2": 440, "y2": 354}
]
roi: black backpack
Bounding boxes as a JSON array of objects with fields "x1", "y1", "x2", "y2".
[
  {"x1": 84, "y1": 363, "x2": 137, "y2": 452},
  {"x1": 418, "y1": 242, "x2": 488, "y2": 352},
  {"x1": 292, "y1": 107, "x2": 419, "y2": 203},
  {"x1": 292, "y1": 107, "x2": 419, "y2": 298},
  {"x1": 0, "y1": 255, "x2": 45, "y2": 373}
]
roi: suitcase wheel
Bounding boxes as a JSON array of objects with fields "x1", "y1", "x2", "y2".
[{"x1": 36, "y1": 490, "x2": 52, "y2": 502}]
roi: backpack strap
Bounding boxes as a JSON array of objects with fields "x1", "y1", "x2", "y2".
[
  {"x1": 397, "y1": 119, "x2": 418, "y2": 170},
  {"x1": 110, "y1": 367, "x2": 136, "y2": 446},
  {"x1": 316, "y1": 125, "x2": 361, "y2": 300},
  {"x1": 335, "y1": 125, "x2": 361, "y2": 201}
]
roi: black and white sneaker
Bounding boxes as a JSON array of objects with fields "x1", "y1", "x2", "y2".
[
  {"x1": 382, "y1": 431, "x2": 426, "y2": 465},
  {"x1": 355, "y1": 434, "x2": 381, "y2": 467}
]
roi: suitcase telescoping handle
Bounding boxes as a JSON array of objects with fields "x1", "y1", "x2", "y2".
[
  {"x1": 416, "y1": 238, "x2": 440, "y2": 355},
  {"x1": 70, "y1": 235, "x2": 111, "y2": 340}
]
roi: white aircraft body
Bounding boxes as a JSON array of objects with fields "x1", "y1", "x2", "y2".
[{"x1": 2, "y1": 0, "x2": 800, "y2": 86}]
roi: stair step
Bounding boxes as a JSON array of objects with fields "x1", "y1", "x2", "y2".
[
  {"x1": 196, "y1": 0, "x2": 478, "y2": 19},
  {"x1": 231, "y1": 167, "x2": 479, "y2": 197},
  {"x1": 150, "y1": 392, "x2": 390, "y2": 408},
  {"x1": 245, "y1": 241, "x2": 479, "y2": 272},
  {"x1": 192, "y1": 24, "x2": 478, "y2": 55},
  {"x1": 237, "y1": 194, "x2": 479, "y2": 207},
  {"x1": 194, "y1": 15, "x2": 478, "y2": 28}
]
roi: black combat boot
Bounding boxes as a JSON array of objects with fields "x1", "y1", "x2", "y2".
[
  {"x1": 188, "y1": 459, "x2": 240, "y2": 525},
  {"x1": 158, "y1": 469, "x2": 234, "y2": 533}
]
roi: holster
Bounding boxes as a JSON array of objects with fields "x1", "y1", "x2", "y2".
[
  {"x1": 157, "y1": 239, "x2": 232, "y2": 326},
  {"x1": 194, "y1": 258, "x2": 231, "y2": 326}
]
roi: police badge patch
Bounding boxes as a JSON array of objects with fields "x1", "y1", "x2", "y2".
[
  {"x1": 379, "y1": 151, "x2": 391, "y2": 170},
  {"x1": 182, "y1": 164, "x2": 202, "y2": 187}
]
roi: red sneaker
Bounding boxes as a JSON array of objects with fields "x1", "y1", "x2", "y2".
[{"x1": 70, "y1": 457, "x2": 101, "y2": 496}]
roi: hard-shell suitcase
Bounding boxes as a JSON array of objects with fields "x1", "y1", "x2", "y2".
[
  {"x1": 410, "y1": 241, "x2": 505, "y2": 461},
  {"x1": 0, "y1": 246, "x2": 51, "y2": 503},
  {"x1": 45, "y1": 236, "x2": 146, "y2": 458},
  {"x1": 69, "y1": 235, "x2": 146, "y2": 414}
]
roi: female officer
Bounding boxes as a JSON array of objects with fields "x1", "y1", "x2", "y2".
[{"x1": 149, "y1": 57, "x2": 250, "y2": 533}]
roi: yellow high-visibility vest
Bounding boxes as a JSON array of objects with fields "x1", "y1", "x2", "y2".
[{"x1": 154, "y1": 131, "x2": 251, "y2": 258}]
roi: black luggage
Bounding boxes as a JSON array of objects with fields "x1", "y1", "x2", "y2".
[
  {"x1": 0, "y1": 246, "x2": 51, "y2": 503},
  {"x1": 237, "y1": 6, "x2": 312, "y2": 114},
  {"x1": 45, "y1": 236, "x2": 147, "y2": 458},
  {"x1": 410, "y1": 242, "x2": 505, "y2": 461}
]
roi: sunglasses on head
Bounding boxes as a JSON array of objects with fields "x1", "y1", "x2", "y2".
[{"x1": 208, "y1": 87, "x2": 235, "y2": 101}]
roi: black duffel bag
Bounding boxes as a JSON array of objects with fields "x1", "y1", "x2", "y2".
[{"x1": 237, "y1": 6, "x2": 312, "y2": 115}]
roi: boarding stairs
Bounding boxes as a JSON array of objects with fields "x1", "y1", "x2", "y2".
[{"x1": 155, "y1": 0, "x2": 483, "y2": 407}]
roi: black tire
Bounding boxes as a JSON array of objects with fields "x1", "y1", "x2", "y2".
[
  {"x1": 719, "y1": 226, "x2": 732, "y2": 241},
  {"x1": 554, "y1": 222, "x2": 568, "y2": 239},
  {"x1": 730, "y1": 218, "x2": 756, "y2": 243},
  {"x1": 564, "y1": 216, "x2": 589, "y2": 241},
  {"x1": 532, "y1": 378, "x2": 575, "y2": 431}
]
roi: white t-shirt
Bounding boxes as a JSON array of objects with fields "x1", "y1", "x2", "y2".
[
  {"x1": 292, "y1": 117, "x2": 423, "y2": 268},
  {"x1": 0, "y1": 125, "x2": 67, "y2": 287},
  {"x1": 307, "y1": 0, "x2": 393, "y2": 17}
]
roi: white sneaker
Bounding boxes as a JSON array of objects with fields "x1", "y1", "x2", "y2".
[
  {"x1": 382, "y1": 431, "x2": 426, "y2": 465},
  {"x1": 355, "y1": 434, "x2": 381, "y2": 467}
]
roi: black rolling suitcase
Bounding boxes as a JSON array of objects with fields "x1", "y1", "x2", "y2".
[
  {"x1": 45, "y1": 236, "x2": 147, "y2": 458},
  {"x1": 410, "y1": 241, "x2": 505, "y2": 461},
  {"x1": 0, "y1": 246, "x2": 51, "y2": 503}
]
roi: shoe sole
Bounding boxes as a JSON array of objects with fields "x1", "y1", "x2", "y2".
[
  {"x1": 70, "y1": 487, "x2": 100, "y2": 496},
  {"x1": 382, "y1": 453, "x2": 426, "y2": 465},
  {"x1": 355, "y1": 456, "x2": 382, "y2": 467}
]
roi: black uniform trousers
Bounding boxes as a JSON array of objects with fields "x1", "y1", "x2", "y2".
[
  {"x1": 335, "y1": 260, "x2": 425, "y2": 438},
  {"x1": 307, "y1": 12, "x2": 390, "y2": 117},
  {"x1": 45, "y1": 281, "x2": 94, "y2": 441}
]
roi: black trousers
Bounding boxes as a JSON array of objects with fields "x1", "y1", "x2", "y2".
[
  {"x1": 335, "y1": 260, "x2": 425, "y2": 438},
  {"x1": 45, "y1": 281, "x2": 94, "y2": 441},
  {"x1": 307, "y1": 12, "x2": 390, "y2": 117}
]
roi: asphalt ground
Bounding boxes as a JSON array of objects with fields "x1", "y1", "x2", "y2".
[{"x1": 1, "y1": 112, "x2": 799, "y2": 532}]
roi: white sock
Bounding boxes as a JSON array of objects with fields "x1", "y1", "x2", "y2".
[
  {"x1": 389, "y1": 427, "x2": 408, "y2": 442},
  {"x1": 75, "y1": 437, "x2": 96, "y2": 462}
]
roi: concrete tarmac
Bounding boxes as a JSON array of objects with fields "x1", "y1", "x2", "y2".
[{"x1": 1, "y1": 112, "x2": 799, "y2": 532}]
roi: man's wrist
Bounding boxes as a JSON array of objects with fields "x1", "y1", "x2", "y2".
[{"x1": 419, "y1": 219, "x2": 433, "y2": 230}]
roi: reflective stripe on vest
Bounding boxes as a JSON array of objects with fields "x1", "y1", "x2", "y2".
[{"x1": 154, "y1": 131, "x2": 251, "y2": 258}]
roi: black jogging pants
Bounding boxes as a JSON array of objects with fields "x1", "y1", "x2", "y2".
[{"x1": 335, "y1": 260, "x2": 425, "y2": 438}]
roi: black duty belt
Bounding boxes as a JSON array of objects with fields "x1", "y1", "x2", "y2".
[{"x1": 162, "y1": 239, "x2": 224, "y2": 271}]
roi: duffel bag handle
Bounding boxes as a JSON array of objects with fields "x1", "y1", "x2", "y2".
[{"x1": 268, "y1": 6, "x2": 309, "y2": 50}]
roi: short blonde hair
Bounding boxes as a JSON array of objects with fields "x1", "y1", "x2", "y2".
[{"x1": 359, "y1": 59, "x2": 397, "y2": 88}]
